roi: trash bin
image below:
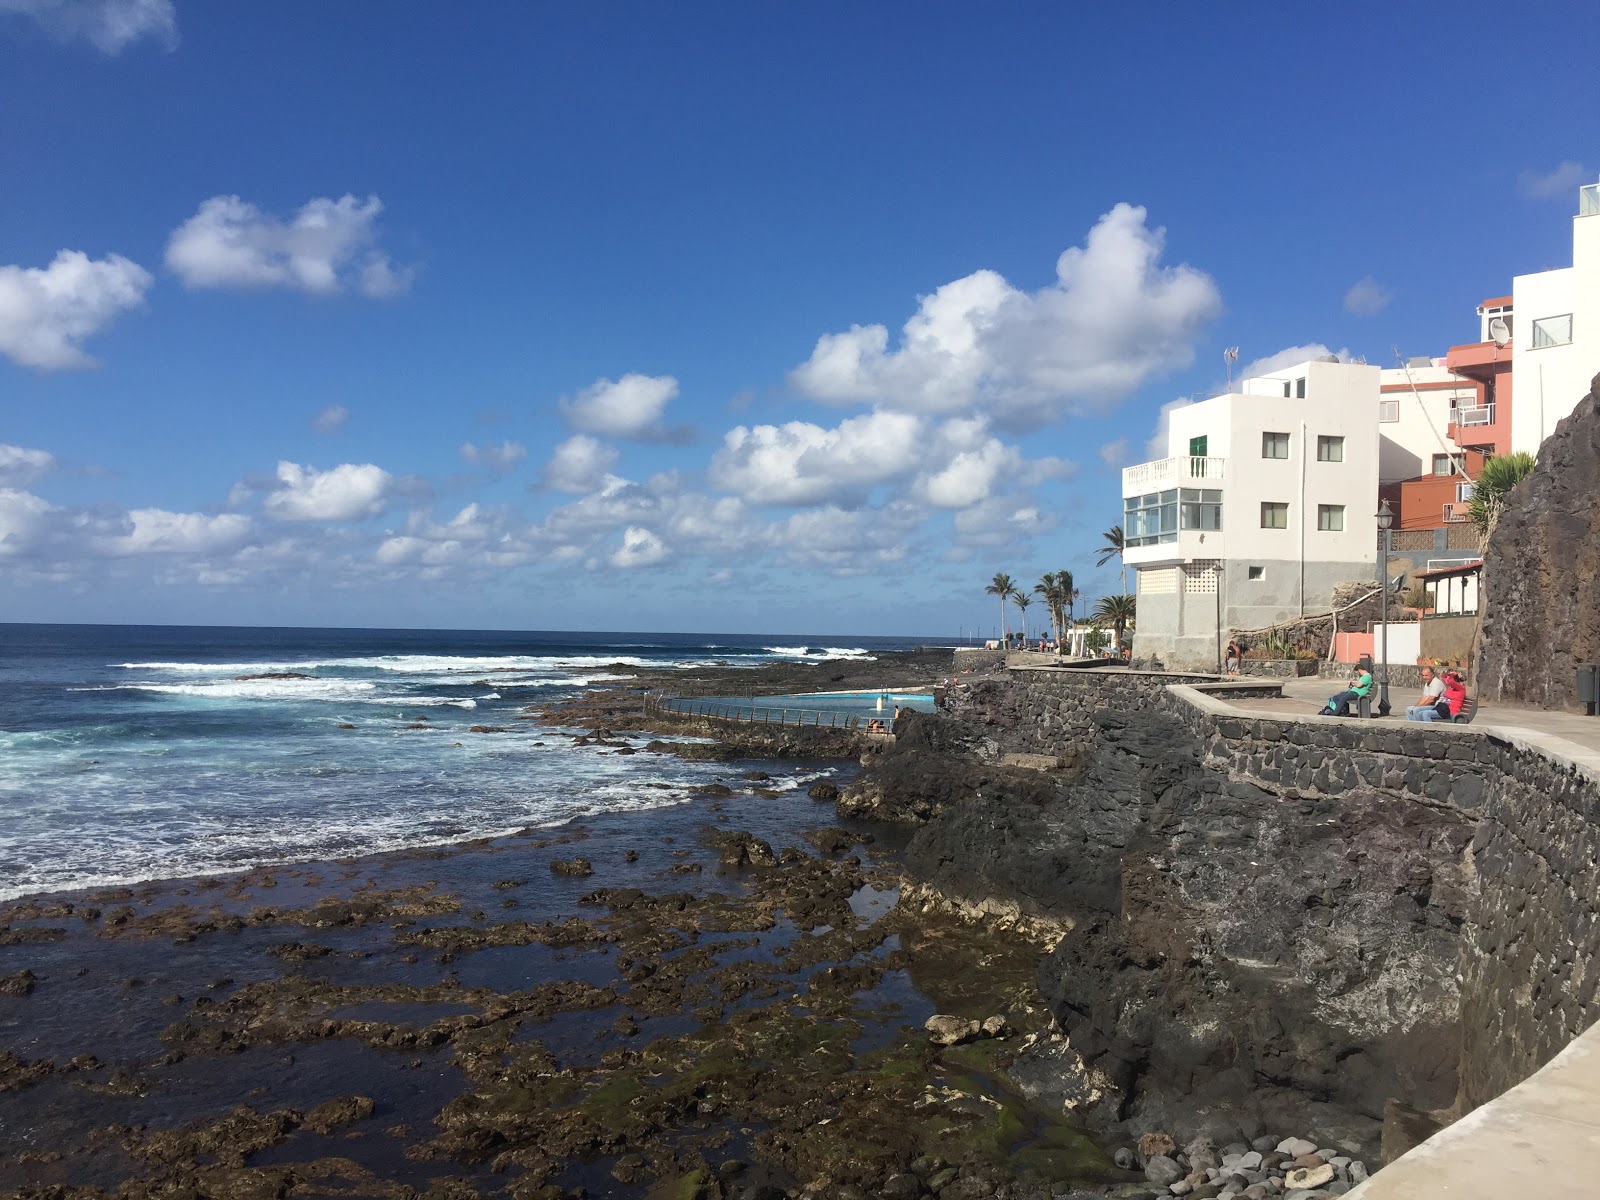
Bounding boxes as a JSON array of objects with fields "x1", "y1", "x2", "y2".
[{"x1": 1578, "y1": 664, "x2": 1598, "y2": 715}]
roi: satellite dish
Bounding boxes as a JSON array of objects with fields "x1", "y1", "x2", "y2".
[{"x1": 1488, "y1": 316, "x2": 1510, "y2": 347}]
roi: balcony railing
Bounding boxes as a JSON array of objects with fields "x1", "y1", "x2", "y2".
[
  {"x1": 1452, "y1": 403, "x2": 1496, "y2": 427},
  {"x1": 1123, "y1": 455, "x2": 1226, "y2": 493},
  {"x1": 1581, "y1": 183, "x2": 1600, "y2": 217}
]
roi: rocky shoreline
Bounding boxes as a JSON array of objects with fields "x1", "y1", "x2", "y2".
[{"x1": 1, "y1": 651, "x2": 1395, "y2": 1199}]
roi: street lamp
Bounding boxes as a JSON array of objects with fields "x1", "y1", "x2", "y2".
[{"x1": 1375, "y1": 499, "x2": 1394, "y2": 717}]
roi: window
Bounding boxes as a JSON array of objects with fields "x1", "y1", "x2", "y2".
[
  {"x1": 1248, "y1": 566, "x2": 1265, "y2": 580},
  {"x1": 1295, "y1": 377, "x2": 1306, "y2": 399},
  {"x1": 1317, "y1": 435, "x2": 1344, "y2": 462},
  {"x1": 1531, "y1": 314, "x2": 1573, "y2": 348},
  {"x1": 1262, "y1": 431, "x2": 1290, "y2": 459},
  {"x1": 1260, "y1": 501, "x2": 1288, "y2": 529},
  {"x1": 1432, "y1": 454, "x2": 1454, "y2": 476},
  {"x1": 1124, "y1": 489, "x2": 1178, "y2": 547},
  {"x1": 1188, "y1": 435, "x2": 1208, "y2": 458},
  {"x1": 1317, "y1": 504, "x2": 1345, "y2": 531},
  {"x1": 1456, "y1": 481, "x2": 1475, "y2": 503},
  {"x1": 1179, "y1": 488, "x2": 1222, "y2": 531},
  {"x1": 1282, "y1": 381, "x2": 1292, "y2": 398},
  {"x1": 1378, "y1": 399, "x2": 1400, "y2": 423}
]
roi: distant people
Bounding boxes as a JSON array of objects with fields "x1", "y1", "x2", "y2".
[
  {"x1": 1406, "y1": 666, "x2": 1447, "y2": 721},
  {"x1": 1318, "y1": 665, "x2": 1374, "y2": 717},
  {"x1": 1441, "y1": 670, "x2": 1468, "y2": 720},
  {"x1": 1225, "y1": 640, "x2": 1242, "y2": 676},
  {"x1": 866, "y1": 718, "x2": 887, "y2": 733}
]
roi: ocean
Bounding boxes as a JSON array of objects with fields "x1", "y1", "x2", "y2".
[{"x1": 0, "y1": 623, "x2": 932, "y2": 903}]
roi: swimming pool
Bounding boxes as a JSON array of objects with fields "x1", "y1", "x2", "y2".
[{"x1": 734, "y1": 689, "x2": 936, "y2": 717}]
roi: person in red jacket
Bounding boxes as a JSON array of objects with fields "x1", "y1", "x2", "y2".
[{"x1": 1440, "y1": 670, "x2": 1468, "y2": 719}]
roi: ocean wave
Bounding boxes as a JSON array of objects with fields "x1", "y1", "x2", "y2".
[{"x1": 763, "y1": 645, "x2": 877, "y2": 661}]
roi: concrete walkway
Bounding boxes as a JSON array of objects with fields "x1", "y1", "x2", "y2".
[{"x1": 1230, "y1": 674, "x2": 1600, "y2": 758}]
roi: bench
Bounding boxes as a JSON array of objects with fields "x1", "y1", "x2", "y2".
[{"x1": 1453, "y1": 697, "x2": 1478, "y2": 724}]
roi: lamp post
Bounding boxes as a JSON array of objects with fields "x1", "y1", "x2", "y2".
[{"x1": 1375, "y1": 499, "x2": 1394, "y2": 717}]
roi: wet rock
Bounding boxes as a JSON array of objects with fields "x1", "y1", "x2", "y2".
[
  {"x1": 700, "y1": 829, "x2": 779, "y2": 868},
  {"x1": 550, "y1": 858, "x2": 594, "y2": 876},
  {"x1": 302, "y1": 1094, "x2": 375, "y2": 1134},
  {"x1": 0, "y1": 969, "x2": 37, "y2": 996},
  {"x1": 468, "y1": 725, "x2": 507, "y2": 734},
  {"x1": 808, "y1": 780, "x2": 840, "y2": 802},
  {"x1": 924, "y1": 1014, "x2": 981, "y2": 1045}
]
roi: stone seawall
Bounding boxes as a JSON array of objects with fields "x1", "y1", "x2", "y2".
[{"x1": 940, "y1": 667, "x2": 1600, "y2": 1134}]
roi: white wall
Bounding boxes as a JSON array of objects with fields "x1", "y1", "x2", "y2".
[
  {"x1": 1512, "y1": 208, "x2": 1600, "y2": 455},
  {"x1": 1371, "y1": 621, "x2": 1421, "y2": 669}
]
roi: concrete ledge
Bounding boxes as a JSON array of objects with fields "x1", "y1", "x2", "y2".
[{"x1": 1345, "y1": 1021, "x2": 1600, "y2": 1198}]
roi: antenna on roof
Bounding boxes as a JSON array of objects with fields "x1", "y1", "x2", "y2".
[
  {"x1": 1488, "y1": 316, "x2": 1510, "y2": 347},
  {"x1": 1223, "y1": 346, "x2": 1239, "y2": 390}
]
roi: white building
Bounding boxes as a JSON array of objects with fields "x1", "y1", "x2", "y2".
[
  {"x1": 1377, "y1": 358, "x2": 1479, "y2": 484},
  {"x1": 1511, "y1": 182, "x2": 1600, "y2": 454},
  {"x1": 1122, "y1": 356, "x2": 1380, "y2": 669}
]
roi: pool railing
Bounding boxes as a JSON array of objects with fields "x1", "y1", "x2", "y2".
[{"x1": 644, "y1": 690, "x2": 884, "y2": 730}]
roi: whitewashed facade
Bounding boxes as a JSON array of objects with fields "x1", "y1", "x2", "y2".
[
  {"x1": 1511, "y1": 182, "x2": 1600, "y2": 454},
  {"x1": 1123, "y1": 357, "x2": 1379, "y2": 669}
]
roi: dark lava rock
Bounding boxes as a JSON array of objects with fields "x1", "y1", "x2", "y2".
[
  {"x1": 0, "y1": 969, "x2": 37, "y2": 996},
  {"x1": 468, "y1": 725, "x2": 508, "y2": 734},
  {"x1": 804, "y1": 827, "x2": 859, "y2": 856},
  {"x1": 808, "y1": 780, "x2": 840, "y2": 802},
  {"x1": 1479, "y1": 370, "x2": 1600, "y2": 707},
  {"x1": 904, "y1": 705, "x2": 1467, "y2": 1154},
  {"x1": 550, "y1": 858, "x2": 594, "y2": 876},
  {"x1": 301, "y1": 1094, "x2": 375, "y2": 1134},
  {"x1": 699, "y1": 829, "x2": 779, "y2": 868}
]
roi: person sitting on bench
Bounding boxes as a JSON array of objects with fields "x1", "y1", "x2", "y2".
[
  {"x1": 1440, "y1": 670, "x2": 1468, "y2": 721},
  {"x1": 1318, "y1": 666, "x2": 1373, "y2": 717},
  {"x1": 1406, "y1": 666, "x2": 1447, "y2": 721}
]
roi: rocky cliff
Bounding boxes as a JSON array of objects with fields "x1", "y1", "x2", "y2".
[
  {"x1": 1478, "y1": 371, "x2": 1600, "y2": 708},
  {"x1": 853, "y1": 679, "x2": 1481, "y2": 1157}
]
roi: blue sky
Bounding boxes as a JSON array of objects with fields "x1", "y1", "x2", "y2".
[{"x1": 1, "y1": 1, "x2": 1595, "y2": 637}]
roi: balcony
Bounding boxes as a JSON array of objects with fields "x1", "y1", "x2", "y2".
[
  {"x1": 1122, "y1": 455, "x2": 1226, "y2": 494},
  {"x1": 1443, "y1": 502, "x2": 1470, "y2": 523},
  {"x1": 1451, "y1": 403, "x2": 1496, "y2": 428}
]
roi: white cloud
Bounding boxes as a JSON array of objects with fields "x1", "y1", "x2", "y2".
[
  {"x1": 1237, "y1": 343, "x2": 1339, "y2": 381},
  {"x1": 1344, "y1": 277, "x2": 1392, "y2": 317},
  {"x1": 104, "y1": 509, "x2": 252, "y2": 556},
  {"x1": 711, "y1": 410, "x2": 923, "y2": 507},
  {"x1": 0, "y1": 488, "x2": 53, "y2": 556},
  {"x1": 790, "y1": 203, "x2": 1222, "y2": 430},
  {"x1": 765, "y1": 503, "x2": 921, "y2": 576},
  {"x1": 560, "y1": 374, "x2": 687, "y2": 441},
  {"x1": 0, "y1": 250, "x2": 151, "y2": 370},
  {"x1": 1097, "y1": 438, "x2": 1129, "y2": 468},
  {"x1": 313, "y1": 404, "x2": 349, "y2": 434},
  {"x1": 1519, "y1": 161, "x2": 1592, "y2": 200},
  {"x1": 611, "y1": 525, "x2": 668, "y2": 568},
  {"x1": 262, "y1": 461, "x2": 393, "y2": 522},
  {"x1": 0, "y1": 0, "x2": 177, "y2": 54},
  {"x1": 165, "y1": 194, "x2": 412, "y2": 297},
  {"x1": 541, "y1": 436, "x2": 619, "y2": 494},
  {"x1": 459, "y1": 440, "x2": 527, "y2": 472},
  {"x1": 0, "y1": 444, "x2": 56, "y2": 486}
]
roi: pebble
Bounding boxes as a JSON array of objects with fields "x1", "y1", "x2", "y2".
[{"x1": 1145, "y1": 1133, "x2": 1371, "y2": 1200}]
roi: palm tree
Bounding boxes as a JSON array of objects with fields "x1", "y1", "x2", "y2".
[
  {"x1": 1013, "y1": 592, "x2": 1032, "y2": 643},
  {"x1": 1467, "y1": 451, "x2": 1536, "y2": 549},
  {"x1": 1091, "y1": 593, "x2": 1137, "y2": 654},
  {"x1": 985, "y1": 572, "x2": 1015, "y2": 645},
  {"x1": 1035, "y1": 569, "x2": 1074, "y2": 652},
  {"x1": 1095, "y1": 525, "x2": 1127, "y2": 594}
]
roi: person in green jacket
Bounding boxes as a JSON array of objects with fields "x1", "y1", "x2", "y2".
[{"x1": 1319, "y1": 667, "x2": 1374, "y2": 717}]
